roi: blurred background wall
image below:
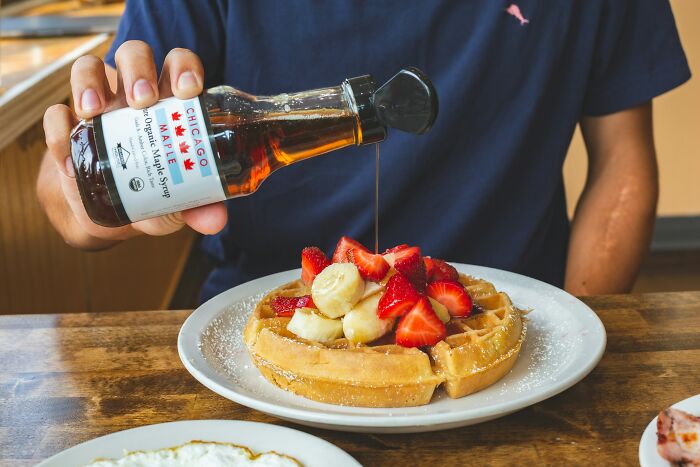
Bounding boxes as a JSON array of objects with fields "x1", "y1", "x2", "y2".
[
  {"x1": 564, "y1": 0, "x2": 699, "y2": 219},
  {"x1": 0, "y1": 0, "x2": 697, "y2": 314}
]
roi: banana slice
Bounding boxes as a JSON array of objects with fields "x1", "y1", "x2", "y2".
[
  {"x1": 428, "y1": 297, "x2": 450, "y2": 324},
  {"x1": 359, "y1": 280, "x2": 384, "y2": 300},
  {"x1": 343, "y1": 294, "x2": 394, "y2": 344},
  {"x1": 311, "y1": 263, "x2": 365, "y2": 318},
  {"x1": 383, "y1": 252, "x2": 396, "y2": 268},
  {"x1": 287, "y1": 307, "x2": 344, "y2": 343}
]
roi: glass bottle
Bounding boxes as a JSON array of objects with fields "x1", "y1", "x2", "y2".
[{"x1": 69, "y1": 67, "x2": 438, "y2": 227}]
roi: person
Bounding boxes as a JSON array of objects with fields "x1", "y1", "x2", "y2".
[{"x1": 39, "y1": 1, "x2": 690, "y2": 302}]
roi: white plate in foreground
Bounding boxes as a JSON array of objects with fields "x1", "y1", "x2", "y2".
[
  {"x1": 639, "y1": 394, "x2": 700, "y2": 467},
  {"x1": 37, "y1": 420, "x2": 359, "y2": 467},
  {"x1": 179, "y1": 264, "x2": 606, "y2": 433}
]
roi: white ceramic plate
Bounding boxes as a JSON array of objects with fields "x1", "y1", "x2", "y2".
[
  {"x1": 179, "y1": 264, "x2": 606, "y2": 433},
  {"x1": 37, "y1": 420, "x2": 359, "y2": 466},
  {"x1": 639, "y1": 394, "x2": 700, "y2": 467}
]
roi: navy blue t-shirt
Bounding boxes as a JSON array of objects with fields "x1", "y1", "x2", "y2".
[{"x1": 105, "y1": 1, "x2": 690, "y2": 302}]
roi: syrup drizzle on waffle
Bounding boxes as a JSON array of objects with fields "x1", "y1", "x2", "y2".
[{"x1": 241, "y1": 274, "x2": 527, "y2": 406}]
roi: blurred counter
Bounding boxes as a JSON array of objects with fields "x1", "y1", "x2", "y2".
[
  {"x1": 0, "y1": 1, "x2": 194, "y2": 315},
  {"x1": 0, "y1": 1, "x2": 122, "y2": 148}
]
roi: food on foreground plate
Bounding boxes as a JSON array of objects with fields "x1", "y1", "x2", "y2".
[
  {"x1": 657, "y1": 407, "x2": 700, "y2": 466},
  {"x1": 243, "y1": 236, "x2": 527, "y2": 408},
  {"x1": 85, "y1": 440, "x2": 301, "y2": 466}
]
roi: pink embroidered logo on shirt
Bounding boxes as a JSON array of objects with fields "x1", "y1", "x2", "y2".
[{"x1": 506, "y1": 4, "x2": 529, "y2": 26}]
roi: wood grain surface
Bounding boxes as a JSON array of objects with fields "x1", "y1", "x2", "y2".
[{"x1": 1, "y1": 292, "x2": 699, "y2": 466}]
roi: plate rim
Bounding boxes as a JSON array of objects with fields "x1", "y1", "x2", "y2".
[
  {"x1": 36, "y1": 419, "x2": 360, "y2": 467},
  {"x1": 178, "y1": 264, "x2": 607, "y2": 428}
]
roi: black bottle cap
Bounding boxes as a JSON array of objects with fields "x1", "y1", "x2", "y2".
[
  {"x1": 345, "y1": 75, "x2": 387, "y2": 145},
  {"x1": 373, "y1": 67, "x2": 438, "y2": 135},
  {"x1": 346, "y1": 67, "x2": 438, "y2": 145}
]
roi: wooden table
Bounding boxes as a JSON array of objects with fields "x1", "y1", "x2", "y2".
[{"x1": 1, "y1": 292, "x2": 699, "y2": 466}]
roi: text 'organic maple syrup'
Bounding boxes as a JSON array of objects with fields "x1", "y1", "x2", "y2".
[{"x1": 70, "y1": 68, "x2": 438, "y2": 227}]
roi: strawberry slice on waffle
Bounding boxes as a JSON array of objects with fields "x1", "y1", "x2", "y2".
[
  {"x1": 426, "y1": 280, "x2": 473, "y2": 317},
  {"x1": 424, "y1": 257, "x2": 459, "y2": 282},
  {"x1": 377, "y1": 273, "x2": 420, "y2": 319},
  {"x1": 301, "y1": 247, "x2": 331, "y2": 286},
  {"x1": 390, "y1": 246, "x2": 427, "y2": 292},
  {"x1": 348, "y1": 248, "x2": 390, "y2": 282},
  {"x1": 271, "y1": 295, "x2": 316, "y2": 317},
  {"x1": 395, "y1": 296, "x2": 447, "y2": 347},
  {"x1": 332, "y1": 236, "x2": 369, "y2": 263}
]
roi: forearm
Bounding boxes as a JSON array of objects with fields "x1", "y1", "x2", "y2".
[
  {"x1": 565, "y1": 162, "x2": 657, "y2": 295},
  {"x1": 564, "y1": 103, "x2": 658, "y2": 296}
]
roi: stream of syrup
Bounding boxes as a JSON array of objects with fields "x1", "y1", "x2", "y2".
[{"x1": 374, "y1": 143, "x2": 380, "y2": 254}]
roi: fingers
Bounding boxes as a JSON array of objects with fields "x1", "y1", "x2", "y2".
[
  {"x1": 73, "y1": 43, "x2": 203, "y2": 116},
  {"x1": 48, "y1": 42, "x2": 220, "y2": 242},
  {"x1": 114, "y1": 40, "x2": 159, "y2": 109},
  {"x1": 159, "y1": 48, "x2": 204, "y2": 99},
  {"x1": 70, "y1": 55, "x2": 113, "y2": 119},
  {"x1": 37, "y1": 151, "x2": 139, "y2": 248},
  {"x1": 43, "y1": 104, "x2": 78, "y2": 177},
  {"x1": 133, "y1": 202, "x2": 227, "y2": 236},
  {"x1": 132, "y1": 212, "x2": 186, "y2": 236},
  {"x1": 181, "y1": 202, "x2": 228, "y2": 235}
]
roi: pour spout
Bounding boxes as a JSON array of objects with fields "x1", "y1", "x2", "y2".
[{"x1": 373, "y1": 67, "x2": 438, "y2": 135}]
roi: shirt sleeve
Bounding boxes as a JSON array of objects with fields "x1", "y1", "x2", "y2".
[
  {"x1": 104, "y1": 0, "x2": 227, "y2": 87},
  {"x1": 582, "y1": 0, "x2": 691, "y2": 116}
]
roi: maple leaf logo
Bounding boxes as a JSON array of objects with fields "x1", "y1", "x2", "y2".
[
  {"x1": 171, "y1": 111, "x2": 181, "y2": 121},
  {"x1": 184, "y1": 158, "x2": 195, "y2": 171},
  {"x1": 175, "y1": 125, "x2": 185, "y2": 137},
  {"x1": 179, "y1": 141, "x2": 190, "y2": 154}
]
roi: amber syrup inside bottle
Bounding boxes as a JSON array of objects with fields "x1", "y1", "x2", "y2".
[
  {"x1": 203, "y1": 83, "x2": 376, "y2": 198},
  {"x1": 70, "y1": 68, "x2": 437, "y2": 227}
]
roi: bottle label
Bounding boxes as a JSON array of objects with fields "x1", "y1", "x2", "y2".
[{"x1": 95, "y1": 96, "x2": 226, "y2": 222}]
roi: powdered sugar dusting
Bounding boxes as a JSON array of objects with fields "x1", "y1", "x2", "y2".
[
  {"x1": 200, "y1": 290, "x2": 269, "y2": 384},
  {"x1": 183, "y1": 267, "x2": 605, "y2": 430},
  {"x1": 497, "y1": 304, "x2": 581, "y2": 395},
  {"x1": 197, "y1": 291, "x2": 585, "y2": 406},
  {"x1": 198, "y1": 288, "x2": 319, "y2": 408}
]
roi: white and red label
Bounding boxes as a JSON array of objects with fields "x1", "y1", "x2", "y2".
[{"x1": 97, "y1": 96, "x2": 226, "y2": 222}]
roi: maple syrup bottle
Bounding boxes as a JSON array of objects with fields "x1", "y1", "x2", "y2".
[{"x1": 70, "y1": 67, "x2": 438, "y2": 227}]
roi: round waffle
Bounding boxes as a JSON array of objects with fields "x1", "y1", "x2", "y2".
[{"x1": 243, "y1": 274, "x2": 526, "y2": 407}]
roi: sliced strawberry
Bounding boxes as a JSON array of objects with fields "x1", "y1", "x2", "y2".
[
  {"x1": 271, "y1": 295, "x2": 316, "y2": 317},
  {"x1": 332, "y1": 236, "x2": 369, "y2": 263},
  {"x1": 384, "y1": 244, "x2": 410, "y2": 254},
  {"x1": 395, "y1": 296, "x2": 446, "y2": 347},
  {"x1": 271, "y1": 296, "x2": 296, "y2": 317},
  {"x1": 423, "y1": 257, "x2": 435, "y2": 281},
  {"x1": 348, "y1": 248, "x2": 389, "y2": 282},
  {"x1": 392, "y1": 246, "x2": 427, "y2": 292},
  {"x1": 426, "y1": 280, "x2": 473, "y2": 317},
  {"x1": 425, "y1": 258, "x2": 459, "y2": 282},
  {"x1": 301, "y1": 246, "x2": 331, "y2": 286},
  {"x1": 383, "y1": 244, "x2": 409, "y2": 269},
  {"x1": 294, "y1": 295, "x2": 315, "y2": 308},
  {"x1": 377, "y1": 273, "x2": 420, "y2": 319}
]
